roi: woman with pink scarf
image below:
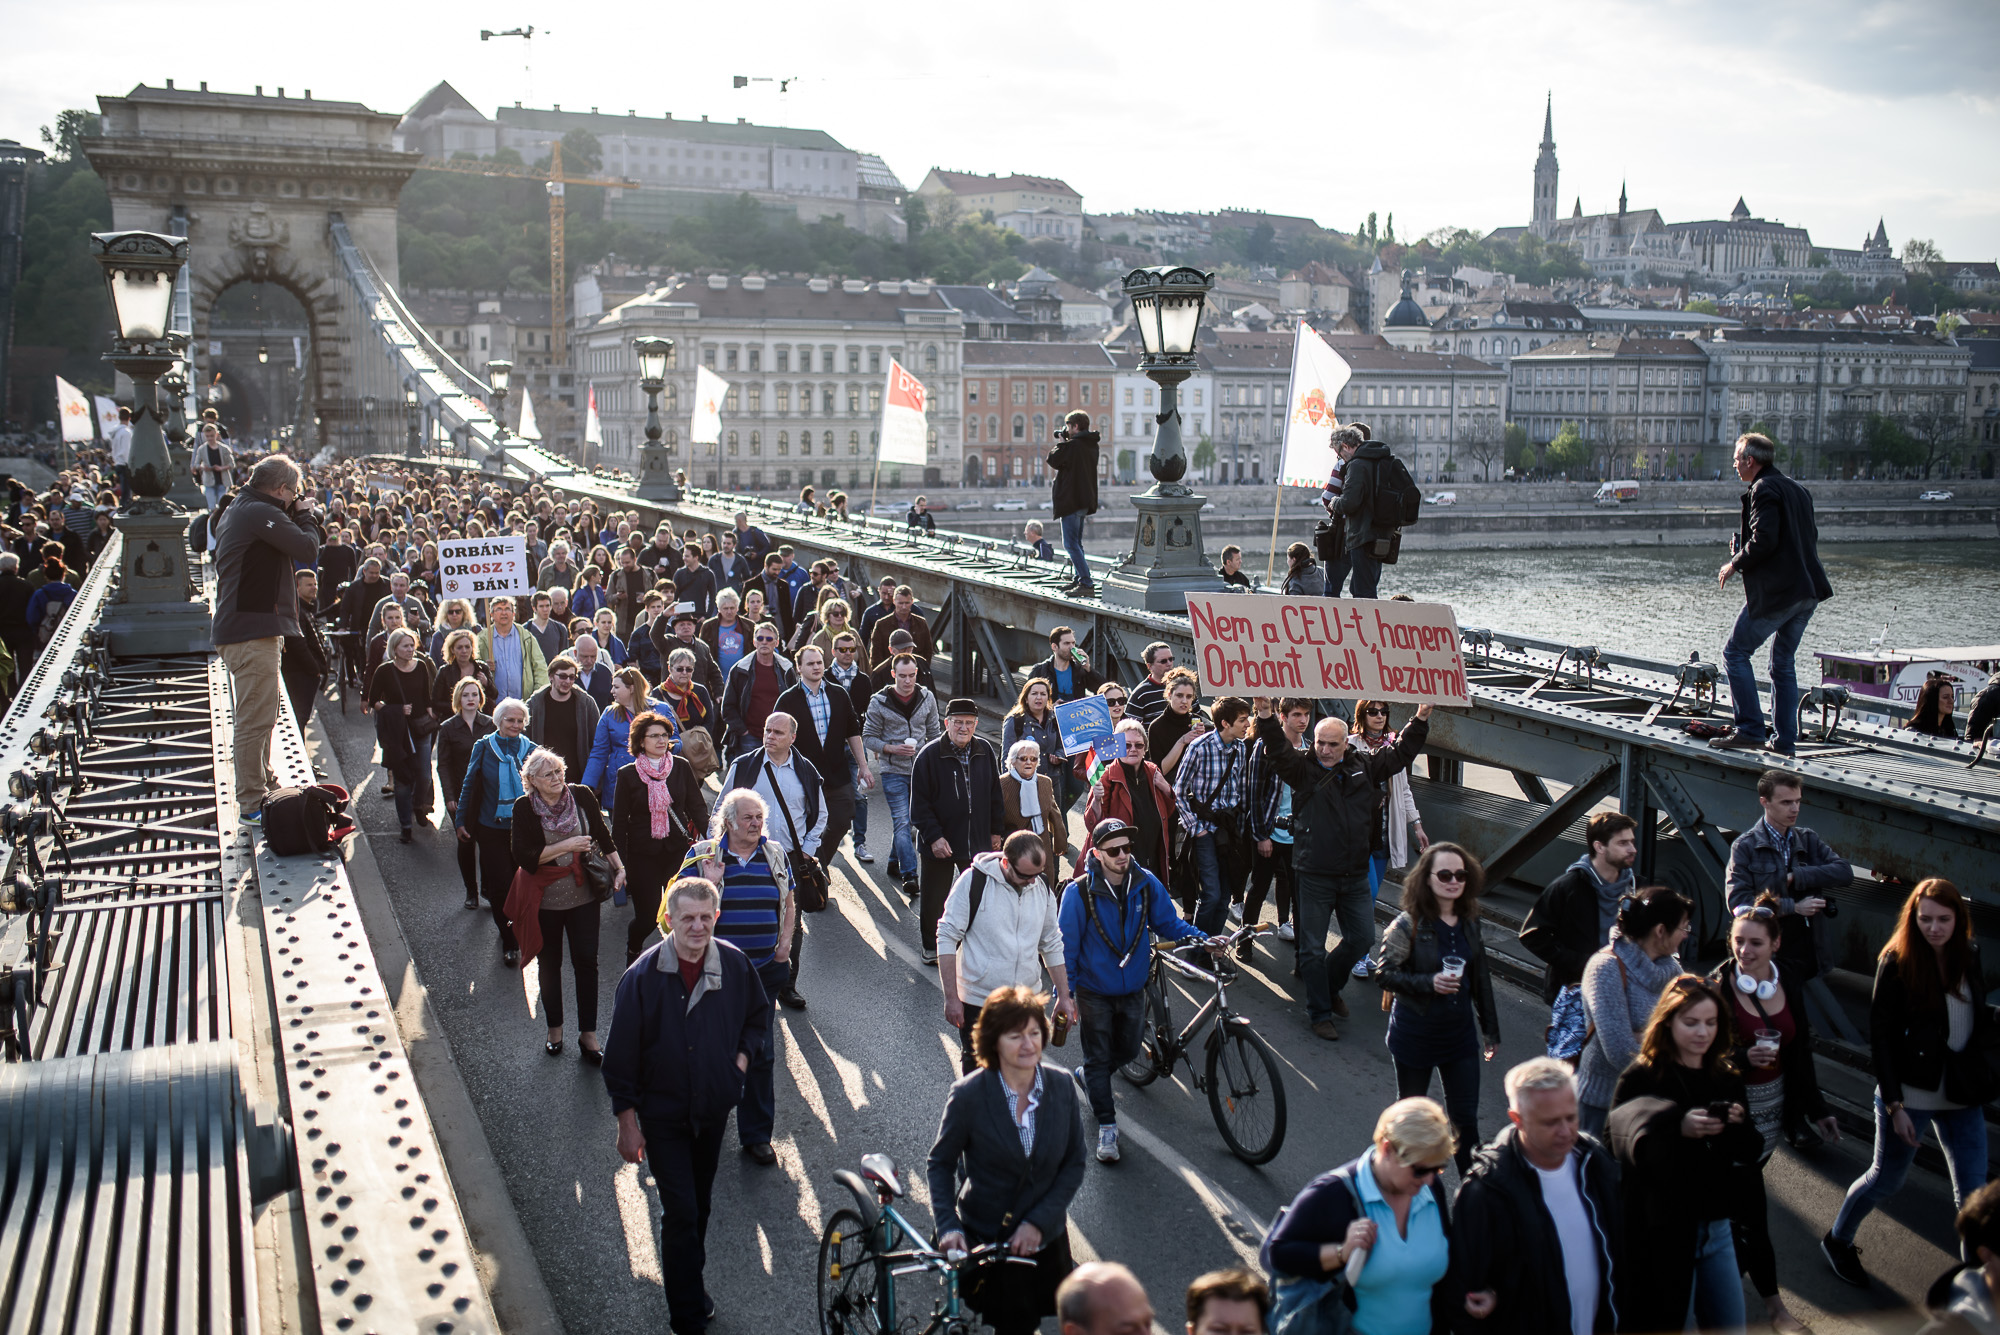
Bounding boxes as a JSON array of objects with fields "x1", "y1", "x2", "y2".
[{"x1": 611, "y1": 710, "x2": 711, "y2": 967}]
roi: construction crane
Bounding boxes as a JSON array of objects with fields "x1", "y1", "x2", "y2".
[{"x1": 415, "y1": 143, "x2": 636, "y2": 370}]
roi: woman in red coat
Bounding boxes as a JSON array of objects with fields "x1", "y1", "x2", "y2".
[{"x1": 1079, "y1": 718, "x2": 1175, "y2": 884}]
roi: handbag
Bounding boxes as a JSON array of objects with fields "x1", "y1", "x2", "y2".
[
  {"x1": 580, "y1": 841, "x2": 617, "y2": 902},
  {"x1": 676, "y1": 726, "x2": 720, "y2": 780},
  {"x1": 1270, "y1": 1276, "x2": 1352, "y2": 1335},
  {"x1": 409, "y1": 709, "x2": 440, "y2": 740},
  {"x1": 764, "y1": 761, "x2": 831, "y2": 913},
  {"x1": 1547, "y1": 984, "x2": 1588, "y2": 1061}
]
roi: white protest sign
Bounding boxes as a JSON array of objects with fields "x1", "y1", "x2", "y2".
[
  {"x1": 1184, "y1": 592, "x2": 1470, "y2": 705},
  {"x1": 437, "y1": 535, "x2": 533, "y2": 600}
]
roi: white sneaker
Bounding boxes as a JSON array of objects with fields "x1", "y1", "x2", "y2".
[
  {"x1": 854, "y1": 842, "x2": 873, "y2": 863},
  {"x1": 1227, "y1": 902, "x2": 1244, "y2": 924},
  {"x1": 1352, "y1": 957, "x2": 1376, "y2": 979},
  {"x1": 1095, "y1": 1124, "x2": 1120, "y2": 1163},
  {"x1": 1276, "y1": 922, "x2": 1296, "y2": 942}
]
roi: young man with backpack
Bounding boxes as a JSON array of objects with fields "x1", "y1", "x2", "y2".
[
  {"x1": 935, "y1": 829, "x2": 1076, "y2": 1074},
  {"x1": 1332, "y1": 434, "x2": 1421, "y2": 598}
]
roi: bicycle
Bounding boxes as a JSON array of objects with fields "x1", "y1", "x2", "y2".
[
  {"x1": 819, "y1": 1152, "x2": 1035, "y2": 1335},
  {"x1": 323, "y1": 623, "x2": 363, "y2": 715},
  {"x1": 1118, "y1": 923, "x2": 1288, "y2": 1165}
]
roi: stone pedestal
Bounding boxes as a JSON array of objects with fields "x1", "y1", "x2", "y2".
[
  {"x1": 1100, "y1": 487, "x2": 1231, "y2": 613},
  {"x1": 166, "y1": 444, "x2": 203, "y2": 509},
  {"x1": 635, "y1": 445, "x2": 682, "y2": 502},
  {"x1": 98, "y1": 508, "x2": 213, "y2": 655}
]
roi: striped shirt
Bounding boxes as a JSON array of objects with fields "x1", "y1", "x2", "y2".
[
  {"x1": 1174, "y1": 729, "x2": 1248, "y2": 838},
  {"x1": 1129, "y1": 675, "x2": 1171, "y2": 726},
  {"x1": 714, "y1": 841, "x2": 783, "y2": 968}
]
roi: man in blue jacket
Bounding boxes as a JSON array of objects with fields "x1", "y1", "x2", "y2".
[
  {"x1": 604, "y1": 877, "x2": 770, "y2": 1335},
  {"x1": 1059, "y1": 818, "x2": 1216, "y2": 1164}
]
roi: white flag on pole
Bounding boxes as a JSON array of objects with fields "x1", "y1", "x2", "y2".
[
  {"x1": 93, "y1": 395, "x2": 121, "y2": 441},
  {"x1": 584, "y1": 384, "x2": 602, "y2": 448},
  {"x1": 56, "y1": 377, "x2": 95, "y2": 443},
  {"x1": 691, "y1": 366, "x2": 728, "y2": 445},
  {"x1": 1277, "y1": 320, "x2": 1354, "y2": 490},
  {"x1": 877, "y1": 358, "x2": 928, "y2": 466},
  {"x1": 516, "y1": 390, "x2": 542, "y2": 441}
]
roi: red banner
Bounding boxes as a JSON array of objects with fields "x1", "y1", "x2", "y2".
[{"x1": 1184, "y1": 592, "x2": 1470, "y2": 705}]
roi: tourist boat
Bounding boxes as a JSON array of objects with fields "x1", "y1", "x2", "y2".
[{"x1": 1814, "y1": 643, "x2": 1999, "y2": 724}]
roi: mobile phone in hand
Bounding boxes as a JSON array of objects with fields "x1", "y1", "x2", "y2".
[{"x1": 1706, "y1": 1100, "x2": 1732, "y2": 1123}]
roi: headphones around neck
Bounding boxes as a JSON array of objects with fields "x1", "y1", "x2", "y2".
[{"x1": 1735, "y1": 962, "x2": 1780, "y2": 1001}]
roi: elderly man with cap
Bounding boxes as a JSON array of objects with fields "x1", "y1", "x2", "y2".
[
  {"x1": 908, "y1": 697, "x2": 1006, "y2": 966},
  {"x1": 1058, "y1": 818, "x2": 1215, "y2": 1163},
  {"x1": 650, "y1": 601, "x2": 722, "y2": 699}
]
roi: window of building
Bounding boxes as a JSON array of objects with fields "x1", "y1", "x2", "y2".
[
  {"x1": 986, "y1": 454, "x2": 999, "y2": 477},
  {"x1": 724, "y1": 387, "x2": 739, "y2": 412},
  {"x1": 728, "y1": 470, "x2": 740, "y2": 489},
  {"x1": 703, "y1": 347, "x2": 716, "y2": 368},
  {"x1": 1192, "y1": 388, "x2": 1203, "y2": 407},
  {"x1": 750, "y1": 431, "x2": 762, "y2": 456},
  {"x1": 777, "y1": 431, "x2": 789, "y2": 455},
  {"x1": 848, "y1": 348, "x2": 861, "y2": 373},
  {"x1": 924, "y1": 345, "x2": 939, "y2": 372},
  {"x1": 1012, "y1": 414, "x2": 1026, "y2": 440},
  {"x1": 725, "y1": 349, "x2": 738, "y2": 371},
  {"x1": 927, "y1": 428, "x2": 938, "y2": 453},
  {"x1": 968, "y1": 383, "x2": 980, "y2": 405},
  {"x1": 776, "y1": 348, "x2": 790, "y2": 372},
  {"x1": 869, "y1": 385, "x2": 882, "y2": 413},
  {"x1": 967, "y1": 416, "x2": 979, "y2": 442},
  {"x1": 869, "y1": 349, "x2": 882, "y2": 374},
  {"x1": 820, "y1": 386, "x2": 834, "y2": 414},
  {"x1": 1012, "y1": 455, "x2": 1025, "y2": 476},
  {"x1": 748, "y1": 385, "x2": 762, "y2": 413},
  {"x1": 1053, "y1": 382, "x2": 1068, "y2": 406},
  {"x1": 1123, "y1": 386, "x2": 1134, "y2": 406},
  {"x1": 775, "y1": 384, "x2": 790, "y2": 414},
  {"x1": 1032, "y1": 383, "x2": 1047, "y2": 405},
  {"x1": 727, "y1": 431, "x2": 739, "y2": 456},
  {"x1": 748, "y1": 348, "x2": 761, "y2": 372}
]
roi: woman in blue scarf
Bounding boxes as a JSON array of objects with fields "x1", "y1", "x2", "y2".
[{"x1": 456, "y1": 696, "x2": 533, "y2": 965}]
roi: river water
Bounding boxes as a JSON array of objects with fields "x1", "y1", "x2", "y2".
[{"x1": 1228, "y1": 540, "x2": 1999, "y2": 664}]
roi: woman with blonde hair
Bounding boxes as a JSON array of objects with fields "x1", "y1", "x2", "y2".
[
  {"x1": 427, "y1": 597, "x2": 479, "y2": 662},
  {"x1": 430, "y1": 626, "x2": 495, "y2": 716},
  {"x1": 436, "y1": 675, "x2": 495, "y2": 909},
  {"x1": 1261, "y1": 1097, "x2": 1458, "y2": 1335},
  {"x1": 511, "y1": 747, "x2": 623, "y2": 1061},
  {"x1": 369, "y1": 626, "x2": 436, "y2": 841}
]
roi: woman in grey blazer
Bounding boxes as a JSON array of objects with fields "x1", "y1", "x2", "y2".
[{"x1": 926, "y1": 985, "x2": 1085, "y2": 1335}]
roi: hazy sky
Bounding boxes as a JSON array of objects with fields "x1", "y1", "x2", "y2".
[{"x1": 6, "y1": 0, "x2": 1996, "y2": 261}]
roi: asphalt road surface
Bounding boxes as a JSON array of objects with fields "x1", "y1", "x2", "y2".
[{"x1": 314, "y1": 694, "x2": 1963, "y2": 1335}]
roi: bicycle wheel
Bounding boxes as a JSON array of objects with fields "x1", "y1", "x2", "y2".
[
  {"x1": 818, "y1": 1208, "x2": 883, "y2": 1335},
  {"x1": 1118, "y1": 983, "x2": 1167, "y2": 1086},
  {"x1": 1207, "y1": 1018, "x2": 1287, "y2": 1165}
]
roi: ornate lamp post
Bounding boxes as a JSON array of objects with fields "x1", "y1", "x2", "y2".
[
  {"x1": 362, "y1": 394, "x2": 377, "y2": 455},
  {"x1": 482, "y1": 358, "x2": 512, "y2": 475},
  {"x1": 1101, "y1": 265, "x2": 1230, "y2": 612},
  {"x1": 632, "y1": 336, "x2": 680, "y2": 501},
  {"x1": 405, "y1": 381, "x2": 422, "y2": 459},
  {"x1": 90, "y1": 229, "x2": 209, "y2": 650}
]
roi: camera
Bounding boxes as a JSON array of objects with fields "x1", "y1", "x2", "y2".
[
  {"x1": 1819, "y1": 897, "x2": 1838, "y2": 920},
  {"x1": 1051, "y1": 427, "x2": 1071, "y2": 441},
  {"x1": 1273, "y1": 815, "x2": 1293, "y2": 833}
]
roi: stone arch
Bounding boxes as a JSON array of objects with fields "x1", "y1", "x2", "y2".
[{"x1": 189, "y1": 265, "x2": 334, "y2": 443}]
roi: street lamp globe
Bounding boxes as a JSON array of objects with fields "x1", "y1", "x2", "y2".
[
  {"x1": 633, "y1": 336, "x2": 672, "y2": 386},
  {"x1": 91, "y1": 231, "x2": 186, "y2": 343},
  {"x1": 485, "y1": 359, "x2": 513, "y2": 396},
  {"x1": 1123, "y1": 265, "x2": 1212, "y2": 359},
  {"x1": 257, "y1": 344, "x2": 269, "y2": 365}
]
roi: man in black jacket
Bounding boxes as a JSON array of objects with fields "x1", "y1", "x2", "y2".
[
  {"x1": 773, "y1": 646, "x2": 871, "y2": 1008},
  {"x1": 1520, "y1": 812, "x2": 1638, "y2": 1003},
  {"x1": 909, "y1": 699, "x2": 1006, "y2": 966},
  {"x1": 1332, "y1": 436, "x2": 1400, "y2": 598},
  {"x1": 1252, "y1": 695, "x2": 1430, "y2": 1040},
  {"x1": 282, "y1": 568, "x2": 331, "y2": 740},
  {"x1": 1446, "y1": 1058, "x2": 1622, "y2": 1335},
  {"x1": 1024, "y1": 624, "x2": 1104, "y2": 704},
  {"x1": 603, "y1": 878, "x2": 769, "y2": 1335},
  {"x1": 1713, "y1": 432, "x2": 1833, "y2": 757},
  {"x1": 1047, "y1": 410, "x2": 1101, "y2": 595}
]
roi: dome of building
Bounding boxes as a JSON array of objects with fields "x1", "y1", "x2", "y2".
[{"x1": 1383, "y1": 272, "x2": 1429, "y2": 328}]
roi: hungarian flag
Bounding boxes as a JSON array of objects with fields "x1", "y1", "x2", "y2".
[{"x1": 877, "y1": 358, "x2": 928, "y2": 466}]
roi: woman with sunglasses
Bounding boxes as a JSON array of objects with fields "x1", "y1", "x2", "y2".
[
  {"x1": 1707, "y1": 893, "x2": 1838, "y2": 1333},
  {"x1": 1261, "y1": 1097, "x2": 1458, "y2": 1335},
  {"x1": 1374, "y1": 844, "x2": 1499, "y2": 1176},
  {"x1": 1349, "y1": 699, "x2": 1429, "y2": 980},
  {"x1": 1825, "y1": 878, "x2": 1993, "y2": 1288},
  {"x1": 1610, "y1": 977, "x2": 1762, "y2": 1335}
]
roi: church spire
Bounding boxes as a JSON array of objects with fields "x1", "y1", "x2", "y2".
[
  {"x1": 1532, "y1": 92, "x2": 1559, "y2": 236},
  {"x1": 1618, "y1": 179, "x2": 1627, "y2": 215},
  {"x1": 1541, "y1": 92, "x2": 1554, "y2": 149}
]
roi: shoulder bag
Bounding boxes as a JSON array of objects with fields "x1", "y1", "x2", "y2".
[
  {"x1": 573, "y1": 787, "x2": 618, "y2": 902},
  {"x1": 765, "y1": 761, "x2": 831, "y2": 913}
]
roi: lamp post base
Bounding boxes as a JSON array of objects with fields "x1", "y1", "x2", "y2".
[
  {"x1": 98, "y1": 509, "x2": 213, "y2": 654},
  {"x1": 1099, "y1": 487, "x2": 1229, "y2": 614},
  {"x1": 635, "y1": 446, "x2": 682, "y2": 502}
]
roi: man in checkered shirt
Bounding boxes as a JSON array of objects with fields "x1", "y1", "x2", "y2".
[{"x1": 1173, "y1": 696, "x2": 1256, "y2": 935}]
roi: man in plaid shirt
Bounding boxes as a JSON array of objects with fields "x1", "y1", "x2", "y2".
[
  {"x1": 1173, "y1": 696, "x2": 1255, "y2": 934},
  {"x1": 1316, "y1": 425, "x2": 1367, "y2": 598}
]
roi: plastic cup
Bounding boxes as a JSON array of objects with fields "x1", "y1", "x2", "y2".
[
  {"x1": 1754, "y1": 1028, "x2": 1781, "y2": 1053},
  {"x1": 1441, "y1": 955, "x2": 1466, "y2": 979}
]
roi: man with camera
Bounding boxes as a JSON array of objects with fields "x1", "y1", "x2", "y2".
[
  {"x1": 1726, "y1": 769, "x2": 1859, "y2": 1043},
  {"x1": 213, "y1": 454, "x2": 322, "y2": 827},
  {"x1": 1333, "y1": 424, "x2": 1419, "y2": 599},
  {"x1": 1314, "y1": 426, "x2": 1365, "y2": 597},
  {"x1": 1047, "y1": 410, "x2": 1102, "y2": 597}
]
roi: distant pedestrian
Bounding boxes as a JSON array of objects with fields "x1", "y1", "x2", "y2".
[
  {"x1": 1024, "y1": 520, "x2": 1057, "y2": 561},
  {"x1": 1047, "y1": 411, "x2": 1102, "y2": 595},
  {"x1": 862, "y1": 652, "x2": 942, "y2": 895},
  {"x1": 1127, "y1": 642, "x2": 1177, "y2": 726},
  {"x1": 191, "y1": 421, "x2": 235, "y2": 513},
  {"x1": 1521, "y1": 812, "x2": 1638, "y2": 1059},
  {"x1": 1825, "y1": 877, "x2": 1994, "y2": 1289},
  {"x1": 109, "y1": 406, "x2": 132, "y2": 500},
  {"x1": 910, "y1": 698, "x2": 1006, "y2": 965},
  {"x1": 1280, "y1": 542, "x2": 1323, "y2": 597},
  {"x1": 1315, "y1": 426, "x2": 1365, "y2": 597},
  {"x1": 906, "y1": 495, "x2": 937, "y2": 534},
  {"x1": 436, "y1": 679, "x2": 495, "y2": 911},
  {"x1": 603, "y1": 877, "x2": 770, "y2": 1335},
  {"x1": 1332, "y1": 427, "x2": 1414, "y2": 599},
  {"x1": 1710, "y1": 431, "x2": 1833, "y2": 757}
]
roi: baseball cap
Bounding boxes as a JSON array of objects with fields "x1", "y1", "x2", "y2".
[{"x1": 1091, "y1": 818, "x2": 1135, "y2": 850}]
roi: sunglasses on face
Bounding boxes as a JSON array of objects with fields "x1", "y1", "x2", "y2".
[
  {"x1": 1405, "y1": 1161, "x2": 1448, "y2": 1179},
  {"x1": 1104, "y1": 695, "x2": 1127, "y2": 705},
  {"x1": 1433, "y1": 868, "x2": 1468, "y2": 883},
  {"x1": 1098, "y1": 844, "x2": 1133, "y2": 859},
  {"x1": 553, "y1": 671, "x2": 577, "y2": 681},
  {"x1": 1365, "y1": 708, "x2": 1388, "y2": 717}
]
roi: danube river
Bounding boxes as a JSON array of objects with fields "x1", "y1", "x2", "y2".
[{"x1": 1234, "y1": 539, "x2": 1999, "y2": 663}]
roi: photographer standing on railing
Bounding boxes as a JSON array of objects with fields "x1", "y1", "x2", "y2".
[
  {"x1": 214, "y1": 454, "x2": 321, "y2": 828},
  {"x1": 1047, "y1": 410, "x2": 1102, "y2": 598}
]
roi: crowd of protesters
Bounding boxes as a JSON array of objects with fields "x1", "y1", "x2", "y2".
[{"x1": 187, "y1": 444, "x2": 1990, "y2": 1335}]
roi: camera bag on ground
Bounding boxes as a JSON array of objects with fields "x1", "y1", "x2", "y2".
[{"x1": 261, "y1": 783, "x2": 356, "y2": 856}]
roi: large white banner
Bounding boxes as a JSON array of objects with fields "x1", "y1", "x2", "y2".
[
  {"x1": 56, "y1": 377, "x2": 94, "y2": 443},
  {"x1": 1277, "y1": 321, "x2": 1354, "y2": 490},
  {"x1": 878, "y1": 358, "x2": 928, "y2": 466},
  {"x1": 691, "y1": 366, "x2": 729, "y2": 446},
  {"x1": 437, "y1": 535, "x2": 534, "y2": 600}
]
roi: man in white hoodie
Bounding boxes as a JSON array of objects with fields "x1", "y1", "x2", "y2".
[{"x1": 936, "y1": 829, "x2": 1078, "y2": 1075}]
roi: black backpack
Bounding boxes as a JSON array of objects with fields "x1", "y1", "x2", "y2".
[
  {"x1": 1370, "y1": 454, "x2": 1423, "y2": 532},
  {"x1": 261, "y1": 783, "x2": 356, "y2": 855}
]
